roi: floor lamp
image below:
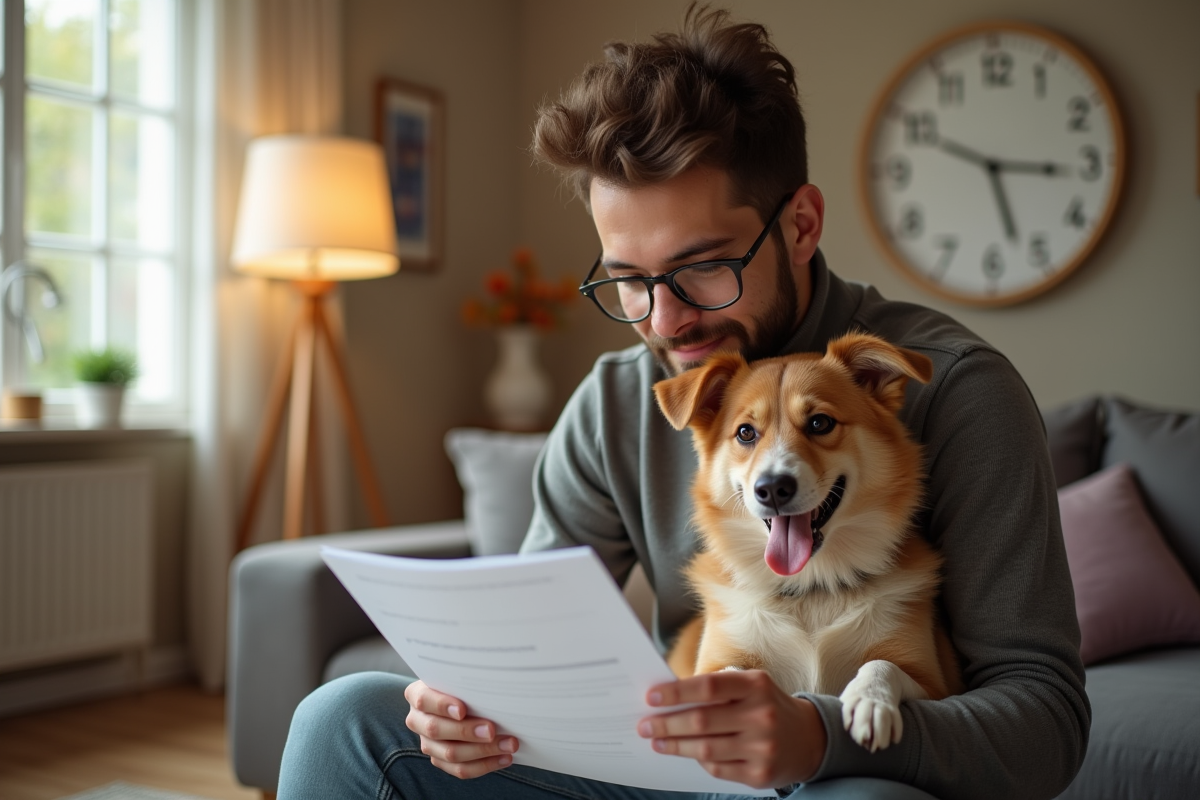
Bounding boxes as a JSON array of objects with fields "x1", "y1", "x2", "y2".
[{"x1": 231, "y1": 135, "x2": 399, "y2": 551}]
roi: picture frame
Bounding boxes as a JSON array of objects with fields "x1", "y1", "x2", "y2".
[{"x1": 374, "y1": 76, "x2": 445, "y2": 272}]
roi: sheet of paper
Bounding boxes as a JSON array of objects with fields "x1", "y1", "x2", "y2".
[{"x1": 321, "y1": 545, "x2": 776, "y2": 795}]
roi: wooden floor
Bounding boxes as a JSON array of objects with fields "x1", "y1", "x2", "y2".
[{"x1": 0, "y1": 683, "x2": 260, "y2": 800}]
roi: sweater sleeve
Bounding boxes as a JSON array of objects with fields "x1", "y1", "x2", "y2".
[
  {"x1": 519, "y1": 362, "x2": 641, "y2": 586},
  {"x1": 799, "y1": 348, "x2": 1090, "y2": 799}
]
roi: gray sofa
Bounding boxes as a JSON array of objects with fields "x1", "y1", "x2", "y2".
[{"x1": 228, "y1": 396, "x2": 1200, "y2": 798}]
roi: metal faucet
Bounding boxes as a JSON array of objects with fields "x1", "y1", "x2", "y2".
[{"x1": 1, "y1": 261, "x2": 64, "y2": 364}]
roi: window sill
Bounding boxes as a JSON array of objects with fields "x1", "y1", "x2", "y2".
[{"x1": 0, "y1": 420, "x2": 190, "y2": 444}]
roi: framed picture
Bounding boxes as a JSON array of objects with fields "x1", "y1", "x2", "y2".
[{"x1": 374, "y1": 76, "x2": 445, "y2": 272}]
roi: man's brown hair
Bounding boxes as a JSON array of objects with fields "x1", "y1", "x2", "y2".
[{"x1": 532, "y1": 3, "x2": 807, "y2": 224}]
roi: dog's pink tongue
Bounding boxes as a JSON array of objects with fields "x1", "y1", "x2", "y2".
[{"x1": 765, "y1": 514, "x2": 814, "y2": 576}]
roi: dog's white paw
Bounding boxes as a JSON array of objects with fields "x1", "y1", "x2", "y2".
[
  {"x1": 839, "y1": 661, "x2": 917, "y2": 752},
  {"x1": 840, "y1": 685, "x2": 903, "y2": 752}
]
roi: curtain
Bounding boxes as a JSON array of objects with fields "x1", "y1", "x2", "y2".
[{"x1": 188, "y1": 0, "x2": 347, "y2": 691}]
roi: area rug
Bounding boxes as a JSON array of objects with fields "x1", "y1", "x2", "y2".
[{"x1": 58, "y1": 782, "x2": 215, "y2": 800}]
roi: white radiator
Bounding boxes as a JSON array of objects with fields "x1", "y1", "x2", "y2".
[{"x1": 0, "y1": 459, "x2": 153, "y2": 673}]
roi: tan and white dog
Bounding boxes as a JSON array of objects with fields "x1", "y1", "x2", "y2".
[{"x1": 653, "y1": 332, "x2": 962, "y2": 752}]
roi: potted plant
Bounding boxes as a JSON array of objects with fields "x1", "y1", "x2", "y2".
[{"x1": 72, "y1": 347, "x2": 139, "y2": 427}]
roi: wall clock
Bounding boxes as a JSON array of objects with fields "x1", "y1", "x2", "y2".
[{"x1": 860, "y1": 21, "x2": 1125, "y2": 306}]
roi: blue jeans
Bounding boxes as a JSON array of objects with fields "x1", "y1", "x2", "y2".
[{"x1": 278, "y1": 672, "x2": 938, "y2": 800}]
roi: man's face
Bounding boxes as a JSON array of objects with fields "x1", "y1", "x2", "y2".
[{"x1": 589, "y1": 167, "x2": 807, "y2": 375}]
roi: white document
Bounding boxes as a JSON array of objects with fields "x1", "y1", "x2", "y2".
[{"x1": 321, "y1": 545, "x2": 776, "y2": 795}]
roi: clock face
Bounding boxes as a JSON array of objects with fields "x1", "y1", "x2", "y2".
[{"x1": 861, "y1": 22, "x2": 1125, "y2": 306}]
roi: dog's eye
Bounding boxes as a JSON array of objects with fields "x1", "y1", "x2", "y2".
[
  {"x1": 736, "y1": 424, "x2": 757, "y2": 444},
  {"x1": 808, "y1": 414, "x2": 836, "y2": 435}
]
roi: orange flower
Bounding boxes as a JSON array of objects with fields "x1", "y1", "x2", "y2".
[
  {"x1": 528, "y1": 307, "x2": 555, "y2": 330},
  {"x1": 463, "y1": 247, "x2": 574, "y2": 330},
  {"x1": 496, "y1": 302, "x2": 521, "y2": 325},
  {"x1": 485, "y1": 271, "x2": 512, "y2": 297}
]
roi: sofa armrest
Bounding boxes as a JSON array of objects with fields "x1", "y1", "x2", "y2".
[{"x1": 227, "y1": 520, "x2": 471, "y2": 792}]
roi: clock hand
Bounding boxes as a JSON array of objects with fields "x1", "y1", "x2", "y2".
[
  {"x1": 938, "y1": 138, "x2": 990, "y2": 168},
  {"x1": 986, "y1": 166, "x2": 1018, "y2": 243},
  {"x1": 995, "y1": 157, "x2": 1073, "y2": 176},
  {"x1": 941, "y1": 138, "x2": 1019, "y2": 241}
]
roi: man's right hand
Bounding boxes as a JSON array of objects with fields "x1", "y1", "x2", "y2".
[{"x1": 403, "y1": 680, "x2": 519, "y2": 779}]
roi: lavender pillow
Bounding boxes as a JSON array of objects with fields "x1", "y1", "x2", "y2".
[{"x1": 1059, "y1": 463, "x2": 1200, "y2": 665}]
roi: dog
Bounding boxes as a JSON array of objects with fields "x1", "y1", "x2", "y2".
[{"x1": 652, "y1": 332, "x2": 962, "y2": 752}]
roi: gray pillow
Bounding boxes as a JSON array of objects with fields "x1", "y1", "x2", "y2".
[
  {"x1": 1101, "y1": 397, "x2": 1200, "y2": 587},
  {"x1": 1041, "y1": 395, "x2": 1103, "y2": 488},
  {"x1": 444, "y1": 428, "x2": 548, "y2": 556}
]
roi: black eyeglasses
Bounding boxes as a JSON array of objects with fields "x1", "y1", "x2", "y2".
[{"x1": 578, "y1": 193, "x2": 793, "y2": 323}]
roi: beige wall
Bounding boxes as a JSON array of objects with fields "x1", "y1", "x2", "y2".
[
  {"x1": 341, "y1": 0, "x2": 524, "y2": 527},
  {"x1": 344, "y1": 0, "x2": 1200, "y2": 526}
]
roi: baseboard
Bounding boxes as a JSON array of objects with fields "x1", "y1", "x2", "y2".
[{"x1": 0, "y1": 645, "x2": 192, "y2": 718}]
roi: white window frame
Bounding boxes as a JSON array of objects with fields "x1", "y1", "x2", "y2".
[{"x1": 0, "y1": 0, "x2": 193, "y2": 425}]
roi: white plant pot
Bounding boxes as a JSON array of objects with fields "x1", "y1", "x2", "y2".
[
  {"x1": 75, "y1": 383, "x2": 126, "y2": 428},
  {"x1": 484, "y1": 326, "x2": 552, "y2": 431}
]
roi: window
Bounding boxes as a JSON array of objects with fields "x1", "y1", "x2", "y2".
[{"x1": 1, "y1": 0, "x2": 186, "y2": 419}]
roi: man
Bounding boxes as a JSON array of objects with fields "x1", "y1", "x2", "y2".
[{"x1": 278, "y1": 7, "x2": 1088, "y2": 798}]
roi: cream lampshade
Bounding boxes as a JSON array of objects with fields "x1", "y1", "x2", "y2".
[
  {"x1": 231, "y1": 134, "x2": 397, "y2": 549},
  {"x1": 231, "y1": 135, "x2": 399, "y2": 281}
]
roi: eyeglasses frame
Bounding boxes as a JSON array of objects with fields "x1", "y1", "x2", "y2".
[{"x1": 578, "y1": 192, "x2": 795, "y2": 324}]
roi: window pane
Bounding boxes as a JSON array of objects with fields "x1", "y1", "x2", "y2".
[
  {"x1": 26, "y1": 94, "x2": 94, "y2": 237},
  {"x1": 22, "y1": 249, "x2": 95, "y2": 390},
  {"x1": 111, "y1": 0, "x2": 175, "y2": 108},
  {"x1": 26, "y1": 0, "x2": 97, "y2": 91},
  {"x1": 110, "y1": 112, "x2": 174, "y2": 248},
  {"x1": 110, "y1": 256, "x2": 174, "y2": 401}
]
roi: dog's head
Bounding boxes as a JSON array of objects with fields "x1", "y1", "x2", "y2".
[{"x1": 653, "y1": 332, "x2": 933, "y2": 587}]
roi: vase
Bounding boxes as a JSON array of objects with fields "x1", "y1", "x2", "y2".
[
  {"x1": 484, "y1": 326, "x2": 552, "y2": 431},
  {"x1": 75, "y1": 383, "x2": 126, "y2": 428}
]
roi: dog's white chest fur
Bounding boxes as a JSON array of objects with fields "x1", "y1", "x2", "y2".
[{"x1": 710, "y1": 581, "x2": 893, "y2": 696}]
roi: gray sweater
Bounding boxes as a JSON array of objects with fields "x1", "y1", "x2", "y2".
[{"x1": 521, "y1": 251, "x2": 1089, "y2": 799}]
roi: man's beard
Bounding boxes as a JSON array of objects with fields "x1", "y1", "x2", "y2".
[{"x1": 647, "y1": 246, "x2": 800, "y2": 375}]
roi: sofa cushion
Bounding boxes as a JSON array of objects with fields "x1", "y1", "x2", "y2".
[
  {"x1": 444, "y1": 428, "x2": 548, "y2": 556},
  {"x1": 323, "y1": 635, "x2": 415, "y2": 684},
  {"x1": 1101, "y1": 397, "x2": 1200, "y2": 586},
  {"x1": 1058, "y1": 463, "x2": 1200, "y2": 665},
  {"x1": 1042, "y1": 395, "x2": 1103, "y2": 488},
  {"x1": 1056, "y1": 648, "x2": 1200, "y2": 799}
]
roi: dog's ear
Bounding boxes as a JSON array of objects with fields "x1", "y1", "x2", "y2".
[
  {"x1": 653, "y1": 353, "x2": 746, "y2": 431},
  {"x1": 825, "y1": 333, "x2": 934, "y2": 413}
]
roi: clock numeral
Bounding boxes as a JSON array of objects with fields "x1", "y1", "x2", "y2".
[
  {"x1": 898, "y1": 204, "x2": 924, "y2": 239},
  {"x1": 1068, "y1": 97, "x2": 1091, "y2": 131},
  {"x1": 982, "y1": 245, "x2": 1005, "y2": 282},
  {"x1": 1033, "y1": 64, "x2": 1047, "y2": 99},
  {"x1": 931, "y1": 235, "x2": 958, "y2": 281},
  {"x1": 903, "y1": 112, "x2": 938, "y2": 146},
  {"x1": 1029, "y1": 233, "x2": 1051, "y2": 269},
  {"x1": 884, "y1": 155, "x2": 912, "y2": 190},
  {"x1": 938, "y1": 72, "x2": 964, "y2": 105},
  {"x1": 982, "y1": 52, "x2": 1014, "y2": 87},
  {"x1": 1079, "y1": 146, "x2": 1102, "y2": 181},
  {"x1": 1064, "y1": 197, "x2": 1087, "y2": 229}
]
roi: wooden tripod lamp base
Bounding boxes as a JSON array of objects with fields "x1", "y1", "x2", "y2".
[
  {"x1": 234, "y1": 281, "x2": 389, "y2": 551},
  {"x1": 229, "y1": 134, "x2": 401, "y2": 551}
]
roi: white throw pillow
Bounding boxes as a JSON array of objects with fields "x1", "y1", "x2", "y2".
[{"x1": 444, "y1": 428, "x2": 548, "y2": 556}]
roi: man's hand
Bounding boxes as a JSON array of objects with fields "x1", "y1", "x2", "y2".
[
  {"x1": 404, "y1": 680, "x2": 519, "y2": 779},
  {"x1": 636, "y1": 670, "x2": 827, "y2": 789}
]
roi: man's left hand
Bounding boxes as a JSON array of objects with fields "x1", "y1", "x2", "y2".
[{"x1": 636, "y1": 669, "x2": 828, "y2": 789}]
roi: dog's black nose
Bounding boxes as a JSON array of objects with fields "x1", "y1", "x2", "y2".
[{"x1": 754, "y1": 473, "x2": 797, "y2": 510}]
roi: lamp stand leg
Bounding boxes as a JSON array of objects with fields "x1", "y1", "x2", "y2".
[
  {"x1": 234, "y1": 316, "x2": 300, "y2": 552},
  {"x1": 234, "y1": 283, "x2": 389, "y2": 552},
  {"x1": 282, "y1": 296, "x2": 318, "y2": 541},
  {"x1": 312, "y1": 301, "x2": 390, "y2": 527}
]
